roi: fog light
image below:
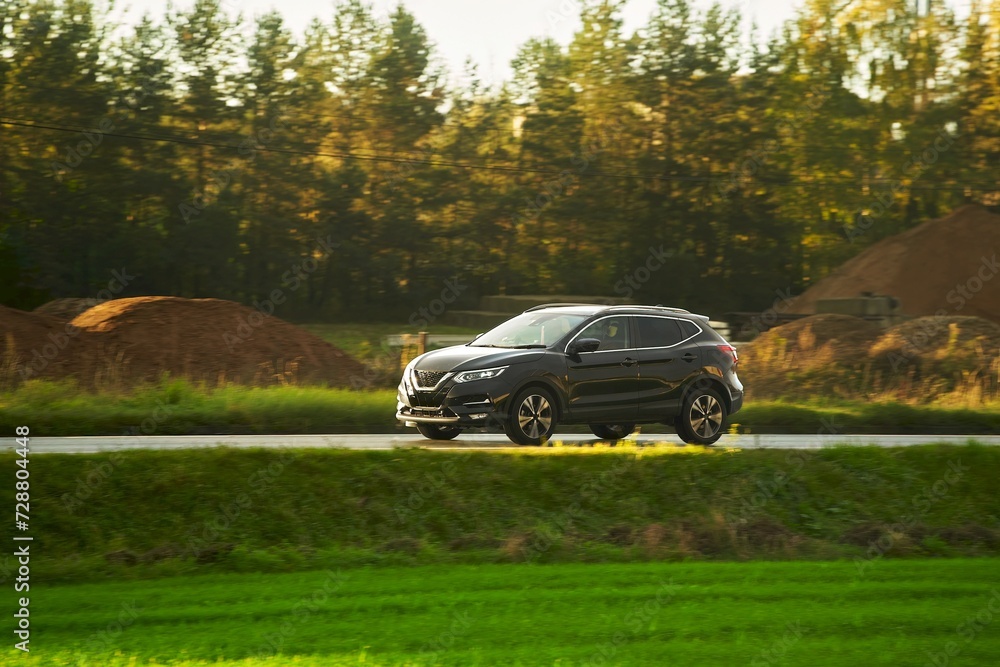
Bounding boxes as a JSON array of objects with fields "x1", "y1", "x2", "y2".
[{"x1": 469, "y1": 413, "x2": 489, "y2": 420}]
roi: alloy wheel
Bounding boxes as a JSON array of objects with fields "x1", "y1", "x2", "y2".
[
  {"x1": 517, "y1": 394, "x2": 553, "y2": 440},
  {"x1": 689, "y1": 394, "x2": 723, "y2": 438}
]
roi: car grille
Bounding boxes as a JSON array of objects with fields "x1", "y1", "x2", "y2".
[
  {"x1": 415, "y1": 370, "x2": 448, "y2": 388},
  {"x1": 410, "y1": 392, "x2": 443, "y2": 408}
]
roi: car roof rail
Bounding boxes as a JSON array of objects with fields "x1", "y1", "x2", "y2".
[
  {"x1": 606, "y1": 304, "x2": 692, "y2": 314},
  {"x1": 523, "y1": 303, "x2": 607, "y2": 312}
]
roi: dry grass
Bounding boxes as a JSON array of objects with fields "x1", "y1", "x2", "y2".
[{"x1": 740, "y1": 315, "x2": 1000, "y2": 404}]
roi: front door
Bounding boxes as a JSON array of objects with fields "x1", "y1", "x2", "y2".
[{"x1": 564, "y1": 316, "x2": 639, "y2": 422}]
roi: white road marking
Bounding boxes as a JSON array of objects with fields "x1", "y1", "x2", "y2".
[{"x1": 8, "y1": 433, "x2": 1000, "y2": 454}]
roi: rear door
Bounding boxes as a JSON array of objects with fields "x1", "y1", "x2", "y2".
[
  {"x1": 563, "y1": 316, "x2": 639, "y2": 422},
  {"x1": 635, "y1": 315, "x2": 702, "y2": 419}
]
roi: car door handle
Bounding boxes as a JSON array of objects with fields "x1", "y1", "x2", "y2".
[
  {"x1": 681, "y1": 353, "x2": 698, "y2": 362},
  {"x1": 621, "y1": 357, "x2": 637, "y2": 367}
]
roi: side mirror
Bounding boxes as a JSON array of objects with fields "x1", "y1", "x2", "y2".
[{"x1": 567, "y1": 338, "x2": 601, "y2": 355}]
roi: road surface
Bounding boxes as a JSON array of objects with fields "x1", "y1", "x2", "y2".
[{"x1": 8, "y1": 433, "x2": 1000, "y2": 454}]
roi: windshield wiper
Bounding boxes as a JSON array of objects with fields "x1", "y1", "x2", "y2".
[{"x1": 469, "y1": 343, "x2": 545, "y2": 349}]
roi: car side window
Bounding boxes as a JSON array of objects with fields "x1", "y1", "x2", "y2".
[
  {"x1": 677, "y1": 319, "x2": 701, "y2": 339},
  {"x1": 636, "y1": 317, "x2": 685, "y2": 348},
  {"x1": 577, "y1": 318, "x2": 631, "y2": 351}
]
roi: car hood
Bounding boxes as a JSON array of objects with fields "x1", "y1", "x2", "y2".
[{"x1": 412, "y1": 345, "x2": 545, "y2": 372}]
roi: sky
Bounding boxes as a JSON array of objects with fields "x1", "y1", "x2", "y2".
[{"x1": 114, "y1": 0, "x2": 801, "y2": 84}]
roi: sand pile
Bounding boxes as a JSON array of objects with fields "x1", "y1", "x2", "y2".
[
  {"x1": 870, "y1": 316, "x2": 1000, "y2": 376},
  {"x1": 740, "y1": 314, "x2": 881, "y2": 370},
  {"x1": 790, "y1": 205, "x2": 1000, "y2": 322},
  {"x1": 69, "y1": 297, "x2": 366, "y2": 387},
  {"x1": 739, "y1": 313, "x2": 1000, "y2": 399},
  {"x1": 0, "y1": 304, "x2": 90, "y2": 382},
  {"x1": 34, "y1": 298, "x2": 102, "y2": 321},
  {"x1": 2, "y1": 297, "x2": 366, "y2": 388},
  {"x1": 738, "y1": 314, "x2": 882, "y2": 398},
  {"x1": 1, "y1": 304, "x2": 65, "y2": 353}
]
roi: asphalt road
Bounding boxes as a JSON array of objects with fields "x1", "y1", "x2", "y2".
[{"x1": 9, "y1": 433, "x2": 1000, "y2": 454}]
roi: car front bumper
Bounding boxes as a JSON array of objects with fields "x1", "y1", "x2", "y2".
[{"x1": 396, "y1": 386, "x2": 505, "y2": 428}]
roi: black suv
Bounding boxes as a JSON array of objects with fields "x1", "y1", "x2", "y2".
[{"x1": 396, "y1": 304, "x2": 743, "y2": 445}]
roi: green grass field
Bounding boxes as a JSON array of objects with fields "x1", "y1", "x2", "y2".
[
  {"x1": 19, "y1": 444, "x2": 1000, "y2": 584},
  {"x1": 10, "y1": 559, "x2": 1000, "y2": 666},
  {"x1": 10, "y1": 441, "x2": 1000, "y2": 665},
  {"x1": 4, "y1": 379, "x2": 1000, "y2": 436}
]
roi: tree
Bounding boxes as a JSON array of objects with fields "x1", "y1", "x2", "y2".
[{"x1": 167, "y1": 0, "x2": 243, "y2": 296}]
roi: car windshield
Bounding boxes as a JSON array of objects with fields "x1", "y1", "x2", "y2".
[{"x1": 470, "y1": 312, "x2": 589, "y2": 348}]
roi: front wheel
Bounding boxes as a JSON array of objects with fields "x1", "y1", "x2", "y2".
[
  {"x1": 505, "y1": 387, "x2": 558, "y2": 446},
  {"x1": 589, "y1": 423, "x2": 636, "y2": 440},
  {"x1": 675, "y1": 388, "x2": 726, "y2": 445},
  {"x1": 416, "y1": 423, "x2": 462, "y2": 441}
]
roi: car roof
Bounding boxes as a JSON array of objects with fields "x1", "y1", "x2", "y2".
[{"x1": 523, "y1": 303, "x2": 708, "y2": 321}]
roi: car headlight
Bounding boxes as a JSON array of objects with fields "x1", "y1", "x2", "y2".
[
  {"x1": 399, "y1": 359, "x2": 416, "y2": 392},
  {"x1": 453, "y1": 366, "x2": 507, "y2": 383}
]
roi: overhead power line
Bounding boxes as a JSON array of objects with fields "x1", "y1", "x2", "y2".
[
  {"x1": 4, "y1": 83, "x2": 996, "y2": 161},
  {"x1": 2, "y1": 115, "x2": 998, "y2": 193}
]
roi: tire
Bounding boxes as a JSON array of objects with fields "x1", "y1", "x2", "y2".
[
  {"x1": 416, "y1": 423, "x2": 462, "y2": 441},
  {"x1": 589, "y1": 423, "x2": 637, "y2": 440},
  {"x1": 505, "y1": 387, "x2": 558, "y2": 446},
  {"x1": 675, "y1": 387, "x2": 726, "y2": 445}
]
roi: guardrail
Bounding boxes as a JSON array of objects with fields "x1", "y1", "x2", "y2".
[
  {"x1": 382, "y1": 334, "x2": 474, "y2": 349},
  {"x1": 385, "y1": 333, "x2": 475, "y2": 369}
]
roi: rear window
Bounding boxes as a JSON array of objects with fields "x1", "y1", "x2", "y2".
[{"x1": 636, "y1": 317, "x2": 684, "y2": 348}]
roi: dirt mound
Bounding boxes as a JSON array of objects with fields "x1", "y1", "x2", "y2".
[
  {"x1": 870, "y1": 316, "x2": 1000, "y2": 374},
  {"x1": 790, "y1": 205, "x2": 1000, "y2": 322},
  {"x1": 0, "y1": 304, "x2": 87, "y2": 383},
  {"x1": 34, "y1": 297, "x2": 102, "y2": 321},
  {"x1": 69, "y1": 297, "x2": 366, "y2": 387},
  {"x1": 740, "y1": 314, "x2": 881, "y2": 370},
  {"x1": 2, "y1": 298, "x2": 367, "y2": 388},
  {"x1": 739, "y1": 313, "x2": 1000, "y2": 399},
  {"x1": 738, "y1": 314, "x2": 881, "y2": 398},
  {"x1": 1, "y1": 304, "x2": 64, "y2": 353}
]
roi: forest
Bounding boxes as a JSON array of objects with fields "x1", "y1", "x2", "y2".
[{"x1": 1, "y1": 0, "x2": 998, "y2": 319}]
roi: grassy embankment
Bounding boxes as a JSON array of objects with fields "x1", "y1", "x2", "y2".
[
  {"x1": 16, "y1": 444, "x2": 1000, "y2": 584},
  {"x1": 10, "y1": 559, "x2": 1000, "y2": 666},
  {"x1": 3, "y1": 378, "x2": 1000, "y2": 436}
]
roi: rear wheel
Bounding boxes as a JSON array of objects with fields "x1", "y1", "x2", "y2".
[
  {"x1": 589, "y1": 423, "x2": 636, "y2": 440},
  {"x1": 675, "y1": 388, "x2": 726, "y2": 445},
  {"x1": 416, "y1": 423, "x2": 462, "y2": 441},
  {"x1": 506, "y1": 387, "x2": 557, "y2": 446}
]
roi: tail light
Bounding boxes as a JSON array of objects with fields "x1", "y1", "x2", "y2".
[{"x1": 717, "y1": 344, "x2": 738, "y2": 366}]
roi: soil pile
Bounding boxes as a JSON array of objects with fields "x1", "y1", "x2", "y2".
[
  {"x1": 0, "y1": 304, "x2": 89, "y2": 383},
  {"x1": 740, "y1": 314, "x2": 881, "y2": 370},
  {"x1": 34, "y1": 298, "x2": 102, "y2": 321},
  {"x1": 69, "y1": 297, "x2": 366, "y2": 387},
  {"x1": 789, "y1": 205, "x2": 1000, "y2": 322},
  {"x1": 740, "y1": 313, "x2": 1000, "y2": 399},
  {"x1": 870, "y1": 316, "x2": 1000, "y2": 376},
  {"x1": 738, "y1": 314, "x2": 882, "y2": 398},
  {"x1": 1, "y1": 304, "x2": 64, "y2": 354},
  {"x1": 2, "y1": 297, "x2": 366, "y2": 388}
]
